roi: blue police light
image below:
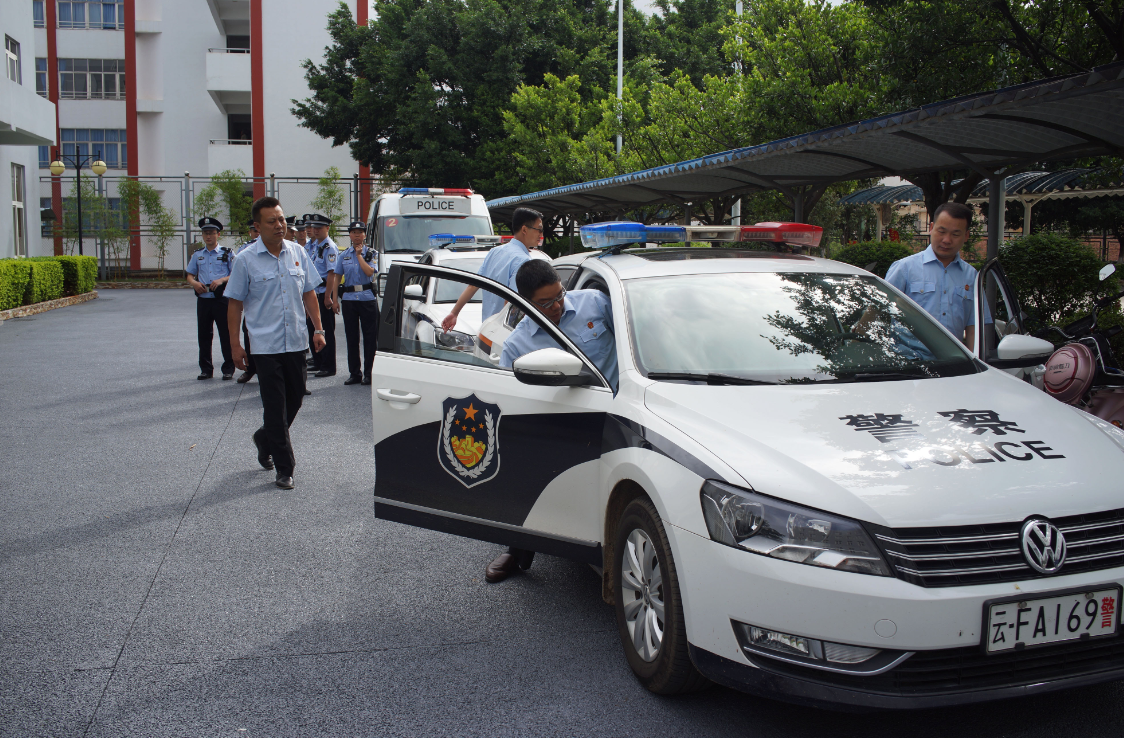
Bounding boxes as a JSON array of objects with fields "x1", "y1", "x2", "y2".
[
  {"x1": 427, "y1": 234, "x2": 511, "y2": 249},
  {"x1": 399, "y1": 188, "x2": 431, "y2": 194},
  {"x1": 579, "y1": 222, "x2": 687, "y2": 250}
]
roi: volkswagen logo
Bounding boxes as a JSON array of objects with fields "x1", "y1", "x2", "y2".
[{"x1": 1021, "y1": 518, "x2": 1067, "y2": 574}]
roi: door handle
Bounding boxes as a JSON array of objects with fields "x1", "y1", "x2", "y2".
[{"x1": 376, "y1": 388, "x2": 422, "y2": 404}]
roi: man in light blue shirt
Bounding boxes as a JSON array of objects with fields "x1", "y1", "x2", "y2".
[
  {"x1": 225, "y1": 197, "x2": 325, "y2": 489},
  {"x1": 440, "y1": 207, "x2": 544, "y2": 332},
  {"x1": 884, "y1": 202, "x2": 981, "y2": 347},
  {"x1": 484, "y1": 259, "x2": 618, "y2": 585},
  {"x1": 185, "y1": 217, "x2": 234, "y2": 380}
]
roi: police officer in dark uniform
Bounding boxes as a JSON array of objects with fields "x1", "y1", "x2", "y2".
[
  {"x1": 327, "y1": 221, "x2": 379, "y2": 385},
  {"x1": 185, "y1": 217, "x2": 235, "y2": 380},
  {"x1": 306, "y1": 213, "x2": 339, "y2": 377}
]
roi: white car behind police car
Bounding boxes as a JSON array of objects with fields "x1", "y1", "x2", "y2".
[{"x1": 369, "y1": 221, "x2": 1124, "y2": 709}]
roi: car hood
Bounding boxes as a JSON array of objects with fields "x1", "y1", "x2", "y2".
[{"x1": 643, "y1": 371, "x2": 1124, "y2": 528}]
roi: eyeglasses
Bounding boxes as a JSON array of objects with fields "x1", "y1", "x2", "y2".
[
  {"x1": 526, "y1": 225, "x2": 544, "y2": 232},
  {"x1": 532, "y1": 287, "x2": 566, "y2": 309}
]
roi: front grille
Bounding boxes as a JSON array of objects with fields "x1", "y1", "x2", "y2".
[
  {"x1": 752, "y1": 633, "x2": 1124, "y2": 696},
  {"x1": 872, "y1": 507, "x2": 1124, "y2": 588}
]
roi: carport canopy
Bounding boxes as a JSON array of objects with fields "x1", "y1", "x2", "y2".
[{"x1": 488, "y1": 61, "x2": 1124, "y2": 259}]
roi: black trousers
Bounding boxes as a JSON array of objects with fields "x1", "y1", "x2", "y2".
[
  {"x1": 317, "y1": 294, "x2": 337, "y2": 374},
  {"x1": 306, "y1": 316, "x2": 318, "y2": 368},
  {"x1": 196, "y1": 297, "x2": 233, "y2": 376},
  {"x1": 242, "y1": 321, "x2": 257, "y2": 375},
  {"x1": 507, "y1": 547, "x2": 535, "y2": 570},
  {"x1": 252, "y1": 352, "x2": 307, "y2": 477},
  {"x1": 341, "y1": 299, "x2": 378, "y2": 378}
]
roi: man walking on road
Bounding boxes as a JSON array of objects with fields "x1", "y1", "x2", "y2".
[{"x1": 226, "y1": 197, "x2": 326, "y2": 489}]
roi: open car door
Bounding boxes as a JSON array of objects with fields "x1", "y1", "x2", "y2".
[
  {"x1": 370, "y1": 263, "x2": 615, "y2": 564},
  {"x1": 972, "y1": 258, "x2": 1055, "y2": 377}
]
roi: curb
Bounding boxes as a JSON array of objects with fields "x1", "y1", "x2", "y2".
[
  {"x1": 96, "y1": 282, "x2": 191, "y2": 289},
  {"x1": 0, "y1": 291, "x2": 99, "y2": 321}
]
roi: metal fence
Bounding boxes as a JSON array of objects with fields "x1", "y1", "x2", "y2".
[{"x1": 40, "y1": 174, "x2": 393, "y2": 277}]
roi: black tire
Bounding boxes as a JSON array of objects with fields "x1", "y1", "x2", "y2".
[{"x1": 613, "y1": 498, "x2": 710, "y2": 695}]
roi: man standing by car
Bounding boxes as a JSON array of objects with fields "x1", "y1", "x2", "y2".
[
  {"x1": 884, "y1": 202, "x2": 980, "y2": 348},
  {"x1": 327, "y1": 221, "x2": 379, "y2": 386},
  {"x1": 226, "y1": 197, "x2": 325, "y2": 489},
  {"x1": 185, "y1": 217, "x2": 234, "y2": 380},
  {"x1": 440, "y1": 207, "x2": 544, "y2": 332},
  {"x1": 306, "y1": 213, "x2": 339, "y2": 377},
  {"x1": 484, "y1": 259, "x2": 618, "y2": 584}
]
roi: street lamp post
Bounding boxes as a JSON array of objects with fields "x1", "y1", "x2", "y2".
[{"x1": 49, "y1": 150, "x2": 107, "y2": 256}]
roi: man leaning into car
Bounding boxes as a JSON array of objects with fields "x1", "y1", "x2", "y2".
[{"x1": 481, "y1": 260, "x2": 619, "y2": 584}]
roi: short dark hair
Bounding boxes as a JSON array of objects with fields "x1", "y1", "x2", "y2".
[
  {"x1": 515, "y1": 259, "x2": 559, "y2": 300},
  {"x1": 252, "y1": 196, "x2": 281, "y2": 223},
  {"x1": 932, "y1": 202, "x2": 973, "y2": 228},
  {"x1": 512, "y1": 207, "x2": 543, "y2": 234}
]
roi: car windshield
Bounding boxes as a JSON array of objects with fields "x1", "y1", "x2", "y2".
[
  {"x1": 625, "y1": 272, "x2": 978, "y2": 384},
  {"x1": 380, "y1": 215, "x2": 493, "y2": 253},
  {"x1": 434, "y1": 258, "x2": 484, "y2": 303}
]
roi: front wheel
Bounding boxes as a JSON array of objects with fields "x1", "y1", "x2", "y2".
[{"x1": 613, "y1": 498, "x2": 709, "y2": 694}]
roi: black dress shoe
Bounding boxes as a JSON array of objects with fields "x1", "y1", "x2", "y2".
[
  {"x1": 197, "y1": 373, "x2": 212, "y2": 380},
  {"x1": 222, "y1": 373, "x2": 234, "y2": 380},
  {"x1": 304, "y1": 388, "x2": 312, "y2": 396},
  {"x1": 236, "y1": 372, "x2": 254, "y2": 384},
  {"x1": 314, "y1": 369, "x2": 335, "y2": 377},
  {"x1": 485, "y1": 552, "x2": 519, "y2": 583},
  {"x1": 343, "y1": 375, "x2": 362, "y2": 385},
  {"x1": 361, "y1": 376, "x2": 371, "y2": 386},
  {"x1": 253, "y1": 434, "x2": 274, "y2": 470},
  {"x1": 275, "y1": 473, "x2": 294, "y2": 489}
]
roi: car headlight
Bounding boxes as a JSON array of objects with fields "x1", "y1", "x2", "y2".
[
  {"x1": 435, "y1": 329, "x2": 476, "y2": 352},
  {"x1": 700, "y1": 480, "x2": 890, "y2": 576}
]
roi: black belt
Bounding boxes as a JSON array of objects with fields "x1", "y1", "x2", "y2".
[{"x1": 339, "y1": 283, "x2": 375, "y2": 293}]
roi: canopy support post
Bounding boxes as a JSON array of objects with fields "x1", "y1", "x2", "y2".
[
  {"x1": 986, "y1": 172, "x2": 1005, "y2": 261},
  {"x1": 1022, "y1": 198, "x2": 1033, "y2": 237}
]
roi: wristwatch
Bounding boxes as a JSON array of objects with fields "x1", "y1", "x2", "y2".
[{"x1": 314, "y1": 329, "x2": 326, "y2": 335}]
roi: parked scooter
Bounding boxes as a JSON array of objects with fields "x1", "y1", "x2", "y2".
[{"x1": 1036, "y1": 263, "x2": 1124, "y2": 426}]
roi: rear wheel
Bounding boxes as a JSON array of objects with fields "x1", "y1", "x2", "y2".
[{"x1": 613, "y1": 498, "x2": 709, "y2": 694}]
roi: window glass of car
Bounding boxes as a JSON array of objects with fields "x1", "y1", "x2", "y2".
[
  {"x1": 433, "y1": 257, "x2": 484, "y2": 303},
  {"x1": 625, "y1": 272, "x2": 979, "y2": 384},
  {"x1": 379, "y1": 215, "x2": 493, "y2": 253}
]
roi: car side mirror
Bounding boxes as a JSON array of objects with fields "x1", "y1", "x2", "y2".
[
  {"x1": 512, "y1": 348, "x2": 595, "y2": 386},
  {"x1": 1101, "y1": 263, "x2": 1116, "y2": 281},
  {"x1": 996, "y1": 333, "x2": 1055, "y2": 362},
  {"x1": 404, "y1": 284, "x2": 424, "y2": 300}
]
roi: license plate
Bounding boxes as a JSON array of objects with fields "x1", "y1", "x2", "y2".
[
  {"x1": 402, "y1": 196, "x2": 471, "y2": 214},
  {"x1": 985, "y1": 587, "x2": 1120, "y2": 653}
]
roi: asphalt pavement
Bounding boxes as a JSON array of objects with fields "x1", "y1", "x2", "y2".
[{"x1": 2, "y1": 289, "x2": 1123, "y2": 737}]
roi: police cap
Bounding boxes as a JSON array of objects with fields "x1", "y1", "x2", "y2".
[
  {"x1": 306, "y1": 213, "x2": 332, "y2": 227},
  {"x1": 347, "y1": 220, "x2": 365, "y2": 232},
  {"x1": 285, "y1": 215, "x2": 295, "y2": 225},
  {"x1": 247, "y1": 219, "x2": 256, "y2": 227},
  {"x1": 198, "y1": 217, "x2": 223, "y2": 231},
  {"x1": 294, "y1": 218, "x2": 306, "y2": 230}
]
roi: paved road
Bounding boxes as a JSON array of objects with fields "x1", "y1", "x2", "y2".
[{"x1": 2, "y1": 289, "x2": 1123, "y2": 737}]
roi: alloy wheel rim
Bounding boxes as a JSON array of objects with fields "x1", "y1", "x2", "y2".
[{"x1": 621, "y1": 528, "x2": 665, "y2": 662}]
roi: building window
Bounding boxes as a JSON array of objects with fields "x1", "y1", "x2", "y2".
[
  {"x1": 38, "y1": 146, "x2": 50, "y2": 169},
  {"x1": 5, "y1": 37, "x2": 21, "y2": 85},
  {"x1": 60, "y1": 129, "x2": 128, "y2": 168},
  {"x1": 57, "y1": 2, "x2": 124, "y2": 30},
  {"x1": 12, "y1": 165, "x2": 27, "y2": 257},
  {"x1": 40, "y1": 197, "x2": 53, "y2": 237},
  {"x1": 34, "y1": 1, "x2": 46, "y2": 28},
  {"x1": 59, "y1": 58, "x2": 125, "y2": 100},
  {"x1": 35, "y1": 57, "x2": 48, "y2": 97}
]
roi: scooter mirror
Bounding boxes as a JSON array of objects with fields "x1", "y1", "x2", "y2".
[{"x1": 1100, "y1": 263, "x2": 1116, "y2": 281}]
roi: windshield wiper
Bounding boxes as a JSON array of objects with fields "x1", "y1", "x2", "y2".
[
  {"x1": 386, "y1": 248, "x2": 425, "y2": 253},
  {"x1": 823, "y1": 371, "x2": 928, "y2": 383},
  {"x1": 646, "y1": 372, "x2": 777, "y2": 386}
]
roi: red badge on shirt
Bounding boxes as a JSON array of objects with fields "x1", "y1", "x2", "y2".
[{"x1": 587, "y1": 321, "x2": 594, "y2": 328}]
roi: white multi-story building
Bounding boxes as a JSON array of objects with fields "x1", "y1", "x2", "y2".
[
  {"x1": 9, "y1": 0, "x2": 373, "y2": 265},
  {"x1": 1, "y1": 0, "x2": 57, "y2": 259}
]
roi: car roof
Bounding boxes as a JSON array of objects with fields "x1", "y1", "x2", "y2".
[{"x1": 590, "y1": 248, "x2": 869, "y2": 280}]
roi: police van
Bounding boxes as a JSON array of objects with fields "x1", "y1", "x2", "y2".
[
  {"x1": 364, "y1": 188, "x2": 494, "y2": 295},
  {"x1": 371, "y1": 221, "x2": 1124, "y2": 708}
]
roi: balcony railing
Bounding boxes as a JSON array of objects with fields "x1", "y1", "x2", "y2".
[
  {"x1": 60, "y1": 90, "x2": 126, "y2": 100},
  {"x1": 208, "y1": 48, "x2": 251, "y2": 54},
  {"x1": 209, "y1": 139, "x2": 253, "y2": 146}
]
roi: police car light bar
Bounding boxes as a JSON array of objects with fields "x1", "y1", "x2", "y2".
[
  {"x1": 579, "y1": 221, "x2": 823, "y2": 250},
  {"x1": 399, "y1": 187, "x2": 475, "y2": 196},
  {"x1": 427, "y1": 234, "x2": 512, "y2": 249}
]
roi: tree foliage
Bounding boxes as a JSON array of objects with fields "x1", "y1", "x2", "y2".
[
  {"x1": 193, "y1": 169, "x2": 252, "y2": 245},
  {"x1": 311, "y1": 166, "x2": 348, "y2": 241}
]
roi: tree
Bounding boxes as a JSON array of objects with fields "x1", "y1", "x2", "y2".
[
  {"x1": 311, "y1": 166, "x2": 348, "y2": 241},
  {"x1": 119, "y1": 178, "x2": 179, "y2": 279},
  {"x1": 193, "y1": 169, "x2": 252, "y2": 245}
]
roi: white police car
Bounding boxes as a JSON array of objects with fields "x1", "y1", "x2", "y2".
[
  {"x1": 364, "y1": 187, "x2": 494, "y2": 295},
  {"x1": 370, "y1": 221, "x2": 1124, "y2": 708}
]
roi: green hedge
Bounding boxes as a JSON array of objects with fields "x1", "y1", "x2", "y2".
[
  {"x1": 55, "y1": 255, "x2": 98, "y2": 295},
  {"x1": 0, "y1": 261, "x2": 32, "y2": 310},
  {"x1": 0, "y1": 255, "x2": 96, "y2": 311},
  {"x1": 830, "y1": 241, "x2": 915, "y2": 278}
]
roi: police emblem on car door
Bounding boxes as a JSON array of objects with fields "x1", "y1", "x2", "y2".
[{"x1": 438, "y1": 394, "x2": 502, "y2": 488}]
